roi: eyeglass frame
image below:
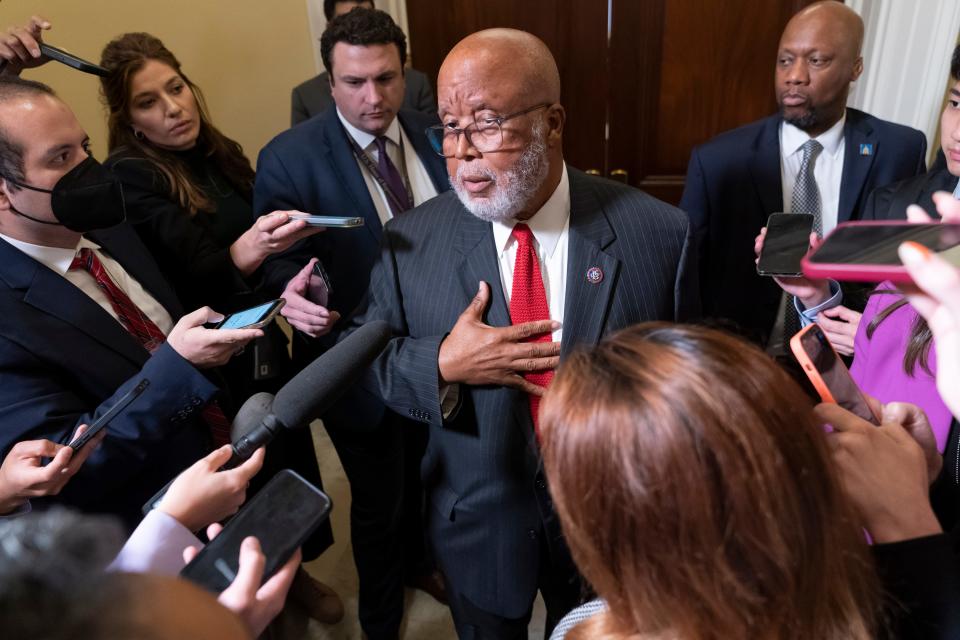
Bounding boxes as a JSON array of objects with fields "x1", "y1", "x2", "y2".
[{"x1": 424, "y1": 103, "x2": 552, "y2": 158}]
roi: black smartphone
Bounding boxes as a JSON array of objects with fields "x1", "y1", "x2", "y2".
[
  {"x1": 68, "y1": 379, "x2": 150, "y2": 451},
  {"x1": 214, "y1": 300, "x2": 285, "y2": 330},
  {"x1": 803, "y1": 221, "x2": 960, "y2": 283},
  {"x1": 307, "y1": 262, "x2": 333, "y2": 307},
  {"x1": 757, "y1": 212, "x2": 815, "y2": 276},
  {"x1": 39, "y1": 43, "x2": 109, "y2": 77},
  {"x1": 790, "y1": 324, "x2": 880, "y2": 424},
  {"x1": 180, "y1": 469, "x2": 332, "y2": 593}
]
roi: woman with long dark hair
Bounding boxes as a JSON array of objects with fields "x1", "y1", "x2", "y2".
[{"x1": 541, "y1": 323, "x2": 883, "y2": 639}]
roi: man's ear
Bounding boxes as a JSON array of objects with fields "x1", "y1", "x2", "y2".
[
  {"x1": 545, "y1": 104, "x2": 566, "y2": 148},
  {"x1": 0, "y1": 180, "x2": 12, "y2": 212},
  {"x1": 851, "y1": 56, "x2": 864, "y2": 82}
]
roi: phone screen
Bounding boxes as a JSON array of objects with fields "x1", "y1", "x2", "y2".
[
  {"x1": 219, "y1": 302, "x2": 278, "y2": 330},
  {"x1": 180, "y1": 470, "x2": 332, "y2": 593},
  {"x1": 809, "y1": 223, "x2": 960, "y2": 266},
  {"x1": 757, "y1": 213, "x2": 815, "y2": 276},
  {"x1": 797, "y1": 325, "x2": 878, "y2": 423}
]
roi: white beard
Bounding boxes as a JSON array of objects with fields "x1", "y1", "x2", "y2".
[{"x1": 450, "y1": 120, "x2": 549, "y2": 223}]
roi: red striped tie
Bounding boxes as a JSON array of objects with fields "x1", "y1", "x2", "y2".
[
  {"x1": 508, "y1": 224, "x2": 555, "y2": 437},
  {"x1": 70, "y1": 247, "x2": 232, "y2": 447}
]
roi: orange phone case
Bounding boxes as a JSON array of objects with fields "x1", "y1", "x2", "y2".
[{"x1": 789, "y1": 323, "x2": 880, "y2": 424}]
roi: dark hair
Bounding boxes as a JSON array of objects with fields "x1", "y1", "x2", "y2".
[
  {"x1": 866, "y1": 291, "x2": 933, "y2": 376},
  {"x1": 323, "y1": 0, "x2": 375, "y2": 21},
  {"x1": 952, "y1": 43, "x2": 960, "y2": 81},
  {"x1": 98, "y1": 32, "x2": 255, "y2": 215},
  {"x1": 540, "y1": 323, "x2": 882, "y2": 640},
  {"x1": 0, "y1": 75, "x2": 57, "y2": 188},
  {"x1": 320, "y1": 8, "x2": 406, "y2": 82}
]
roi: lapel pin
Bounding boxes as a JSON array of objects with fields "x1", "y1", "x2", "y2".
[
  {"x1": 859, "y1": 143, "x2": 873, "y2": 156},
  {"x1": 586, "y1": 266, "x2": 603, "y2": 284}
]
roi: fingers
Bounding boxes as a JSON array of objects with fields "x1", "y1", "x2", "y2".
[
  {"x1": 207, "y1": 522, "x2": 224, "y2": 540},
  {"x1": 255, "y1": 211, "x2": 292, "y2": 232},
  {"x1": 506, "y1": 374, "x2": 549, "y2": 397},
  {"x1": 10, "y1": 438, "x2": 61, "y2": 460},
  {"x1": 43, "y1": 445, "x2": 75, "y2": 478},
  {"x1": 258, "y1": 547, "x2": 301, "y2": 599},
  {"x1": 882, "y1": 401, "x2": 925, "y2": 426},
  {"x1": 231, "y1": 537, "x2": 266, "y2": 596},
  {"x1": 821, "y1": 305, "x2": 861, "y2": 323},
  {"x1": 231, "y1": 447, "x2": 266, "y2": 483},
  {"x1": 932, "y1": 191, "x2": 960, "y2": 223},
  {"x1": 284, "y1": 259, "x2": 319, "y2": 296},
  {"x1": 814, "y1": 402, "x2": 873, "y2": 434},
  {"x1": 463, "y1": 281, "x2": 490, "y2": 320},
  {"x1": 906, "y1": 203, "x2": 934, "y2": 224},
  {"x1": 64, "y1": 430, "x2": 104, "y2": 474},
  {"x1": 809, "y1": 231, "x2": 823, "y2": 250},
  {"x1": 182, "y1": 545, "x2": 200, "y2": 565},
  {"x1": 179, "y1": 306, "x2": 223, "y2": 330},
  {"x1": 213, "y1": 327, "x2": 264, "y2": 345},
  {"x1": 508, "y1": 319, "x2": 561, "y2": 341},
  {"x1": 6, "y1": 27, "x2": 39, "y2": 61},
  {"x1": 203, "y1": 444, "x2": 235, "y2": 470}
]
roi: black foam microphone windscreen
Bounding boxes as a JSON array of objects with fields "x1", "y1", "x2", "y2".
[{"x1": 272, "y1": 320, "x2": 391, "y2": 429}]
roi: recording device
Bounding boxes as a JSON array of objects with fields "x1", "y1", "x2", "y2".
[
  {"x1": 756, "y1": 213, "x2": 815, "y2": 277},
  {"x1": 143, "y1": 320, "x2": 392, "y2": 513},
  {"x1": 180, "y1": 469, "x2": 332, "y2": 593},
  {"x1": 68, "y1": 379, "x2": 150, "y2": 451},
  {"x1": 39, "y1": 43, "x2": 109, "y2": 77},
  {"x1": 790, "y1": 323, "x2": 880, "y2": 424},
  {"x1": 802, "y1": 221, "x2": 960, "y2": 283},
  {"x1": 288, "y1": 214, "x2": 365, "y2": 228},
  {"x1": 307, "y1": 262, "x2": 332, "y2": 307},
  {"x1": 212, "y1": 300, "x2": 285, "y2": 330}
]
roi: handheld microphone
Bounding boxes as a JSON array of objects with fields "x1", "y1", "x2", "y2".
[{"x1": 143, "y1": 320, "x2": 392, "y2": 514}]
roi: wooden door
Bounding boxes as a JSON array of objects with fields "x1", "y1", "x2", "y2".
[{"x1": 406, "y1": 0, "x2": 812, "y2": 205}]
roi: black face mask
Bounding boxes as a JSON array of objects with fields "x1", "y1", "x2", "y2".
[{"x1": 2, "y1": 156, "x2": 126, "y2": 232}]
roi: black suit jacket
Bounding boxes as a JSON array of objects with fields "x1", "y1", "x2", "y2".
[
  {"x1": 862, "y1": 168, "x2": 957, "y2": 220},
  {"x1": 352, "y1": 169, "x2": 697, "y2": 617},
  {"x1": 0, "y1": 225, "x2": 216, "y2": 527},
  {"x1": 290, "y1": 67, "x2": 436, "y2": 126},
  {"x1": 680, "y1": 108, "x2": 926, "y2": 343}
]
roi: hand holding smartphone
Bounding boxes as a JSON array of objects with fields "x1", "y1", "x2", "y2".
[
  {"x1": 287, "y1": 214, "x2": 364, "y2": 228},
  {"x1": 790, "y1": 323, "x2": 880, "y2": 424},
  {"x1": 307, "y1": 262, "x2": 333, "y2": 307},
  {"x1": 211, "y1": 300, "x2": 285, "y2": 330}
]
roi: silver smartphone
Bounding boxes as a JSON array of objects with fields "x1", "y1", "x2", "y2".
[{"x1": 288, "y1": 214, "x2": 364, "y2": 228}]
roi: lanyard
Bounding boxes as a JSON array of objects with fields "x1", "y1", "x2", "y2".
[{"x1": 344, "y1": 126, "x2": 415, "y2": 214}]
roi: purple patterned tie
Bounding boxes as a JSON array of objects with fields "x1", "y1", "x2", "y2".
[{"x1": 374, "y1": 136, "x2": 411, "y2": 217}]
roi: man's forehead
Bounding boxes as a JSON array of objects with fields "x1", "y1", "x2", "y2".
[{"x1": 0, "y1": 96, "x2": 85, "y2": 157}]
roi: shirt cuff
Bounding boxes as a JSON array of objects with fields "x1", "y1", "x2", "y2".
[
  {"x1": 108, "y1": 509, "x2": 202, "y2": 575},
  {"x1": 439, "y1": 384, "x2": 460, "y2": 420},
  {"x1": 795, "y1": 279, "x2": 842, "y2": 326}
]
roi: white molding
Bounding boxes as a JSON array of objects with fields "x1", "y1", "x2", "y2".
[{"x1": 847, "y1": 0, "x2": 960, "y2": 155}]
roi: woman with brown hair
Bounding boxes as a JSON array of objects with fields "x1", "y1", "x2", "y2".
[{"x1": 540, "y1": 323, "x2": 883, "y2": 640}]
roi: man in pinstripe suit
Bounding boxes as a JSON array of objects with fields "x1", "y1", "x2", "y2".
[{"x1": 353, "y1": 28, "x2": 698, "y2": 639}]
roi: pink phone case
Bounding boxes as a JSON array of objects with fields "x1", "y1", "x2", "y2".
[{"x1": 802, "y1": 220, "x2": 928, "y2": 284}]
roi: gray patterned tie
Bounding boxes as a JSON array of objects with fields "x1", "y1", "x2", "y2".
[
  {"x1": 783, "y1": 139, "x2": 823, "y2": 350},
  {"x1": 791, "y1": 139, "x2": 824, "y2": 234}
]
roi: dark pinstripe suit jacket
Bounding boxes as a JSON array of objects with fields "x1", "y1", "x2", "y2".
[{"x1": 353, "y1": 167, "x2": 698, "y2": 617}]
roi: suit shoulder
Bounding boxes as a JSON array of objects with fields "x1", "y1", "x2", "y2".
[
  {"x1": 292, "y1": 73, "x2": 327, "y2": 96},
  {"x1": 260, "y1": 112, "x2": 330, "y2": 159},
  {"x1": 849, "y1": 109, "x2": 925, "y2": 146},
  {"x1": 689, "y1": 115, "x2": 775, "y2": 158}
]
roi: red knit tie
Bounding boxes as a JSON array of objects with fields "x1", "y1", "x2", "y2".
[
  {"x1": 70, "y1": 247, "x2": 232, "y2": 447},
  {"x1": 509, "y1": 224, "x2": 554, "y2": 437}
]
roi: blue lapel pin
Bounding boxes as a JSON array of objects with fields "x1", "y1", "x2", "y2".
[{"x1": 859, "y1": 143, "x2": 873, "y2": 156}]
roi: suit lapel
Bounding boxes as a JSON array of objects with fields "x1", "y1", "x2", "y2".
[
  {"x1": 322, "y1": 112, "x2": 383, "y2": 245},
  {"x1": 453, "y1": 210, "x2": 510, "y2": 328},
  {"x1": 560, "y1": 170, "x2": 619, "y2": 358},
  {"x1": 748, "y1": 116, "x2": 784, "y2": 219},
  {"x1": 839, "y1": 110, "x2": 877, "y2": 222},
  {"x1": 398, "y1": 112, "x2": 448, "y2": 194},
  {"x1": 0, "y1": 239, "x2": 148, "y2": 366}
]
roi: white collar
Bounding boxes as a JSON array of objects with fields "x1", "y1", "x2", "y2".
[
  {"x1": 0, "y1": 233, "x2": 99, "y2": 275},
  {"x1": 781, "y1": 110, "x2": 846, "y2": 158},
  {"x1": 336, "y1": 108, "x2": 402, "y2": 150},
  {"x1": 491, "y1": 164, "x2": 570, "y2": 258}
]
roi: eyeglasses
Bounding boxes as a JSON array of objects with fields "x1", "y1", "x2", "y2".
[{"x1": 425, "y1": 103, "x2": 550, "y2": 157}]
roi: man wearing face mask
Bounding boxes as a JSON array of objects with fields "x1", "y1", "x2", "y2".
[{"x1": 0, "y1": 75, "x2": 261, "y2": 528}]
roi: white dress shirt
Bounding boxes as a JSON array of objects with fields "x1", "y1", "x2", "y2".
[
  {"x1": 780, "y1": 112, "x2": 846, "y2": 234},
  {"x1": 336, "y1": 109, "x2": 439, "y2": 224},
  {"x1": 0, "y1": 233, "x2": 174, "y2": 335}
]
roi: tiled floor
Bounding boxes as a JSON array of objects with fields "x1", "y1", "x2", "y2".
[{"x1": 274, "y1": 421, "x2": 546, "y2": 640}]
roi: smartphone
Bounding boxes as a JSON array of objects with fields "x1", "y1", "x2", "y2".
[
  {"x1": 67, "y1": 379, "x2": 150, "y2": 451},
  {"x1": 307, "y1": 261, "x2": 332, "y2": 307},
  {"x1": 790, "y1": 323, "x2": 880, "y2": 424},
  {"x1": 180, "y1": 469, "x2": 332, "y2": 593},
  {"x1": 756, "y1": 213, "x2": 815, "y2": 276},
  {"x1": 39, "y1": 43, "x2": 109, "y2": 77},
  {"x1": 214, "y1": 300, "x2": 285, "y2": 330},
  {"x1": 288, "y1": 214, "x2": 364, "y2": 228},
  {"x1": 802, "y1": 221, "x2": 960, "y2": 283}
]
